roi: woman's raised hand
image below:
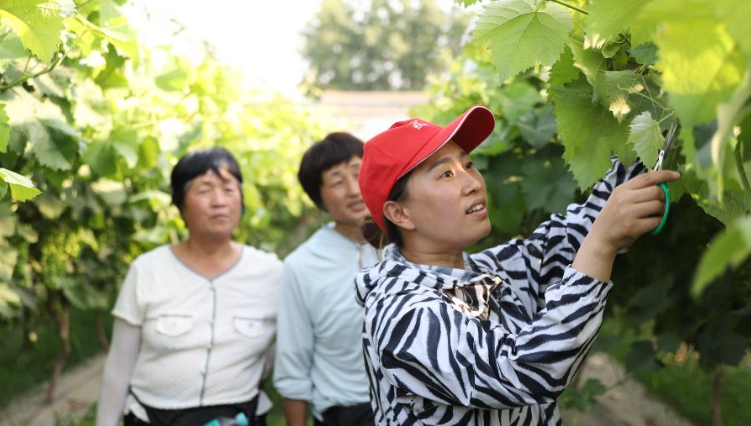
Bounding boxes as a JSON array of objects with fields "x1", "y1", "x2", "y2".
[{"x1": 572, "y1": 170, "x2": 680, "y2": 282}]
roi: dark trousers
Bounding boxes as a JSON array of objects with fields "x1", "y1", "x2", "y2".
[
  {"x1": 124, "y1": 413, "x2": 267, "y2": 426},
  {"x1": 315, "y1": 403, "x2": 375, "y2": 426}
]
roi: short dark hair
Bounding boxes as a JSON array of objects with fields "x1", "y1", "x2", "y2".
[
  {"x1": 171, "y1": 148, "x2": 243, "y2": 212},
  {"x1": 298, "y1": 132, "x2": 364, "y2": 209},
  {"x1": 362, "y1": 171, "x2": 411, "y2": 249}
]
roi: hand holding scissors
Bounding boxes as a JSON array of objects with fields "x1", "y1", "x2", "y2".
[{"x1": 650, "y1": 122, "x2": 678, "y2": 235}]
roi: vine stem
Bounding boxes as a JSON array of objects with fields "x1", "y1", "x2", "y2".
[
  {"x1": 547, "y1": 0, "x2": 589, "y2": 14},
  {"x1": 734, "y1": 138, "x2": 751, "y2": 197},
  {"x1": 0, "y1": 54, "x2": 62, "y2": 92}
]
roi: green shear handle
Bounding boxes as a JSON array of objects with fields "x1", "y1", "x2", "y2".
[
  {"x1": 650, "y1": 123, "x2": 677, "y2": 235},
  {"x1": 651, "y1": 183, "x2": 671, "y2": 235}
]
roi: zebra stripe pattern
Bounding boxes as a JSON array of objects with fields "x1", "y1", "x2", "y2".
[{"x1": 355, "y1": 158, "x2": 646, "y2": 426}]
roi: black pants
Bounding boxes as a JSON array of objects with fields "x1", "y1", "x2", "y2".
[
  {"x1": 314, "y1": 403, "x2": 375, "y2": 426},
  {"x1": 124, "y1": 412, "x2": 267, "y2": 426}
]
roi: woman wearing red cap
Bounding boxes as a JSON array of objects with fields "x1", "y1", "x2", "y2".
[{"x1": 354, "y1": 105, "x2": 679, "y2": 426}]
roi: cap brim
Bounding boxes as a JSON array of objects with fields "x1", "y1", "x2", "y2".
[{"x1": 398, "y1": 105, "x2": 495, "y2": 179}]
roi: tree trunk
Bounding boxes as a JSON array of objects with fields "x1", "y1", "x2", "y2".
[
  {"x1": 95, "y1": 309, "x2": 110, "y2": 352},
  {"x1": 711, "y1": 365, "x2": 724, "y2": 426},
  {"x1": 47, "y1": 299, "x2": 71, "y2": 404}
]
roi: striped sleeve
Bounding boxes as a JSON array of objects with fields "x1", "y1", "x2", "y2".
[
  {"x1": 473, "y1": 158, "x2": 645, "y2": 297},
  {"x1": 373, "y1": 266, "x2": 612, "y2": 410}
]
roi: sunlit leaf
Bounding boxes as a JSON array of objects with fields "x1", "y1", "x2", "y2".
[
  {"x1": 0, "y1": 168, "x2": 40, "y2": 201},
  {"x1": 474, "y1": 0, "x2": 573, "y2": 82},
  {"x1": 628, "y1": 111, "x2": 664, "y2": 168},
  {"x1": 585, "y1": 0, "x2": 650, "y2": 45},
  {"x1": 550, "y1": 78, "x2": 628, "y2": 189},
  {"x1": 0, "y1": 0, "x2": 63, "y2": 63}
]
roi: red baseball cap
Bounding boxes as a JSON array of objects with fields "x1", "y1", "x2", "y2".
[{"x1": 359, "y1": 105, "x2": 495, "y2": 230}]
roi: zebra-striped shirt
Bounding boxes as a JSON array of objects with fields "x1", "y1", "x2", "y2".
[{"x1": 355, "y1": 159, "x2": 645, "y2": 426}]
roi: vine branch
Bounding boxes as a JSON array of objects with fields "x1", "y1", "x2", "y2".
[
  {"x1": 0, "y1": 54, "x2": 62, "y2": 92},
  {"x1": 547, "y1": 0, "x2": 589, "y2": 14}
]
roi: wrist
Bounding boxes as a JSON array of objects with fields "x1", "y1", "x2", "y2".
[
  {"x1": 572, "y1": 234, "x2": 618, "y2": 282},
  {"x1": 586, "y1": 233, "x2": 619, "y2": 260}
]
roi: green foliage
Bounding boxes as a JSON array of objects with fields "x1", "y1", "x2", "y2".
[
  {"x1": 302, "y1": 0, "x2": 469, "y2": 91},
  {"x1": 463, "y1": 0, "x2": 751, "y2": 306},
  {"x1": 692, "y1": 216, "x2": 751, "y2": 298},
  {"x1": 550, "y1": 77, "x2": 628, "y2": 188},
  {"x1": 0, "y1": 0, "x2": 332, "y2": 355},
  {"x1": 559, "y1": 378, "x2": 607, "y2": 412},
  {"x1": 585, "y1": 0, "x2": 650, "y2": 46},
  {"x1": 0, "y1": 168, "x2": 41, "y2": 201},
  {"x1": 473, "y1": 0, "x2": 572, "y2": 83},
  {"x1": 627, "y1": 111, "x2": 663, "y2": 167},
  {"x1": 0, "y1": 0, "x2": 64, "y2": 63}
]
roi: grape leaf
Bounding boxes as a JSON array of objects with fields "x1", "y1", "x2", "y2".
[
  {"x1": 0, "y1": 203, "x2": 16, "y2": 239},
  {"x1": 637, "y1": 0, "x2": 714, "y2": 21},
  {"x1": 0, "y1": 168, "x2": 41, "y2": 201},
  {"x1": 155, "y1": 68, "x2": 189, "y2": 92},
  {"x1": 35, "y1": 192, "x2": 66, "y2": 219},
  {"x1": 683, "y1": 169, "x2": 751, "y2": 226},
  {"x1": 0, "y1": 34, "x2": 27, "y2": 73},
  {"x1": 627, "y1": 275, "x2": 673, "y2": 324},
  {"x1": 569, "y1": 39, "x2": 607, "y2": 100},
  {"x1": 111, "y1": 129, "x2": 140, "y2": 168},
  {"x1": 628, "y1": 111, "x2": 664, "y2": 168},
  {"x1": 696, "y1": 319, "x2": 748, "y2": 366},
  {"x1": 647, "y1": 8, "x2": 746, "y2": 130},
  {"x1": 518, "y1": 105, "x2": 556, "y2": 148},
  {"x1": 550, "y1": 78, "x2": 629, "y2": 189},
  {"x1": 499, "y1": 81, "x2": 541, "y2": 123},
  {"x1": 5, "y1": 91, "x2": 79, "y2": 170},
  {"x1": 585, "y1": 0, "x2": 651, "y2": 45},
  {"x1": 520, "y1": 154, "x2": 577, "y2": 213},
  {"x1": 631, "y1": 42, "x2": 657, "y2": 66},
  {"x1": 0, "y1": 0, "x2": 63, "y2": 63},
  {"x1": 0, "y1": 104, "x2": 9, "y2": 153},
  {"x1": 714, "y1": 0, "x2": 751, "y2": 61},
  {"x1": 474, "y1": 0, "x2": 573, "y2": 82},
  {"x1": 630, "y1": 21, "x2": 656, "y2": 48},
  {"x1": 692, "y1": 215, "x2": 751, "y2": 298},
  {"x1": 625, "y1": 340, "x2": 663, "y2": 373},
  {"x1": 82, "y1": 139, "x2": 118, "y2": 177},
  {"x1": 548, "y1": 46, "x2": 579, "y2": 88}
]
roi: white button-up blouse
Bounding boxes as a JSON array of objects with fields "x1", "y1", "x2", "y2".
[{"x1": 112, "y1": 244, "x2": 283, "y2": 413}]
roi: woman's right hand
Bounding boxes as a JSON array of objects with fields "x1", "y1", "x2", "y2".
[{"x1": 572, "y1": 169, "x2": 680, "y2": 281}]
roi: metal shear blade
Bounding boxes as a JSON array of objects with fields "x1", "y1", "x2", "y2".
[{"x1": 653, "y1": 123, "x2": 677, "y2": 172}]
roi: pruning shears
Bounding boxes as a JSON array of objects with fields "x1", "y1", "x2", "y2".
[{"x1": 650, "y1": 122, "x2": 678, "y2": 235}]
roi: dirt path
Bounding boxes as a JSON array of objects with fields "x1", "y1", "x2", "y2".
[
  {"x1": 0, "y1": 352, "x2": 695, "y2": 426},
  {"x1": 0, "y1": 356, "x2": 104, "y2": 426}
]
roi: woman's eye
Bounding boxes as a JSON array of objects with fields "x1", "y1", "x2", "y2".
[
  {"x1": 466, "y1": 161, "x2": 474, "y2": 169},
  {"x1": 441, "y1": 170, "x2": 453, "y2": 179}
]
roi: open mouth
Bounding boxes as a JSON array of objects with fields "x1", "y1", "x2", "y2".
[
  {"x1": 466, "y1": 202, "x2": 486, "y2": 215},
  {"x1": 349, "y1": 200, "x2": 366, "y2": 212}
]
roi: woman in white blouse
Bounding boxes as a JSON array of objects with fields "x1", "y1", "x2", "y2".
[{"x1": 96, "y1": 148, "x2": 283, "y2": 426}]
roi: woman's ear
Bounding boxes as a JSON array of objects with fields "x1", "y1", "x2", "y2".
[{"x1": 383, "y1": 201, "x2": 416, "y2": 231}]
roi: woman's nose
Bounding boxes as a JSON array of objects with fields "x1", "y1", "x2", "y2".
[
  {"x1": 460, "y1": 169, "x2": 481, "y2": 195},
  {"x1": 346, "y1": 175, "x2": 361, "y2": 196}
]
